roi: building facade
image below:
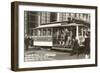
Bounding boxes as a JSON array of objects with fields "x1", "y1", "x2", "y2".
[{"x1": 24, "y1": 11, "x2": 90, "y2": 36}]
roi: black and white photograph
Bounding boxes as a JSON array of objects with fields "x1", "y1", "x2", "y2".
[
  {"x1": 24, "y1": 11, "x2": 91, "y2": 62},
  {"x1": 11, "y1": 1, "x2": 97, "y2": 71}
]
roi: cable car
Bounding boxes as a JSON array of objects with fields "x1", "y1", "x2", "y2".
[{"x1": 30, "y1": 22, "x2": 89, "y2": 51}]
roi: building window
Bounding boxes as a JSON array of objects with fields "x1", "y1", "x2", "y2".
[
  {"x1": 24, "y1": 11, "x2": 39, "y2": 35},
  {"x1": 40, "y1": 12, "x2": 50, "y2": 24},
  {"x1": 50, "y1": 12, "x2": 57, "y2": 22}
]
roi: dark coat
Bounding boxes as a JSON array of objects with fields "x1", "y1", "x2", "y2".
[
  {"x1": 83, "y1": 37, "x2": 90, "y2": 54},
  {"x1": 71, "y1": 39, "x2": 79, "y2": 53},
  {"x1": 25, "y1": 37, "x2": 30, "y2": 50}
]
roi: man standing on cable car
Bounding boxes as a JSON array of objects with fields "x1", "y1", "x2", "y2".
[{"x1": 64, "y1": 28, "x2": 69, "y2": 46}]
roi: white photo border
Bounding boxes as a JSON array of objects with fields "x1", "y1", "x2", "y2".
[{"x1": 18, "y1": 4, "x2": 97, "y2": 68}]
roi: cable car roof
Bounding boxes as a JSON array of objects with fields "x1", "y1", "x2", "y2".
[{"x1": 33, "y1": 23, "x2": 87, "y2": 29}]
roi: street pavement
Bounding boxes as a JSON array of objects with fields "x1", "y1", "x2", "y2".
[{"x1": 24, "y1": 49, "x2": 86, "y2": 62}]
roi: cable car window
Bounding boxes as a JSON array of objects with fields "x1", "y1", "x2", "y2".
[
  {"x1": 47, "y1": 28, "x2": 52, "y2": 36},
  {"x1": 40, "y1": 29, "x2": 43, "y2": 36},
  {"x1": 79, "y1": 26, "x2": 82, "y2": 36},
  {"x1": 43, "y1": 29, "x2": 46, "y2": 36}
]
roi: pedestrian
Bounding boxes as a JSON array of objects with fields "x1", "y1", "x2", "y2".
[
  {"x1": 70, "y1": 37, "x2": 79, "y2": 56},
  {"x1": 25, "y1": 34, "x2": 30, "y2": 50},
  {"x1": 83, "y1": 32, "x2": 90, "y2": 58}
]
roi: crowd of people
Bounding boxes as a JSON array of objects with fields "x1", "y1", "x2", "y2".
[
  {"x1": 70, "y1": 32, "x2": 90, "y2": 56},
  {"x1": 56, "y1": 28, "x2": 75, "y2": 47},
  {"x1": 54, "y1": 28, "x2": 90, "y2": 56}
]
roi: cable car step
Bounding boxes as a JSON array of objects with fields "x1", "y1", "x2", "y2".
[{"x1": 52, "y1": 47, "x2": 72, "y2": 52}]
